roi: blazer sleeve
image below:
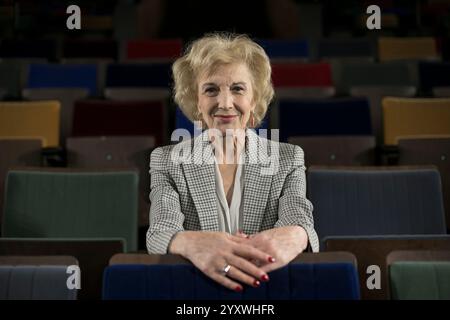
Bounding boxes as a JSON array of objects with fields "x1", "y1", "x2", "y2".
[
  {"x1": 146, "y1": 146, "x2": 185, "y2": 254},
  {"x1": 274, "y1": 145, "x2": 320, "y2": 252}
]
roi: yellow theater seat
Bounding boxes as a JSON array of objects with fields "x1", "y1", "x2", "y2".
[
  {"x1": 378, "y1": 37, "x2": 439, "y2": 61},
  {"x1": 0, "y1": 101, "x2": 60, "y2": 147},
  {"x1": 382, "y1": 97, "x2": 450, "y2": 145}
]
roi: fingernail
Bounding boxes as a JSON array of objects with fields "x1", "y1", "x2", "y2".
[
  {"x1": 238, "y1": 229, "x2": 243, "y2": 234},
  {"x1": 261, "y1": 274, "x2": 269, "y2": 282},
  {"x1": 246, "y1": 235, "x2": 250, "y2": 239},
  {"x1": 234, "y1": 285, "x2": 243, "y2": 292},
  {"x1": 268, "y1": 256, "x2": 276, "y2": 263},
  {"x1": 253, "y1": 280, "x2": 260, "y2": 287}
]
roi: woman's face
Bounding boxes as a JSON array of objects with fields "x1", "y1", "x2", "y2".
[{"x1": 197, "y1": 63, "x2": 256, "y2": 134}]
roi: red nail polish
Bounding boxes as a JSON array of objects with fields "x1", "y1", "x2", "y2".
[
  {"x1": 253, "y1": 280, "x2": 260, "y2": 287},
  {"x1": 268, "y1": 256, "x2": 276, "y2": 263},
  {"x1": 261, "y1": 274, "x2": 269, "y2": 282},
  {"x1": 234, "y1": 285, "x2": 243, "y2": 292}
]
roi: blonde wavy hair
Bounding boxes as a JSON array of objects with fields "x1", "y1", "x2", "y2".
[{"x1": 172, "y1": 33, "x2": 274, "y2": 127}]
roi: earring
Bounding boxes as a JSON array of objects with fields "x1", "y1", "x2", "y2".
[{"x1": 250, "y1": 111, "x2": 255, "y2": 128}]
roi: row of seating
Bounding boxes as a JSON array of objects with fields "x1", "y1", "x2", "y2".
[
  {"x1": 2, "y1": 251, "x2": 449, "y2": 300},
  {"x1": 0, "y1": 37, "x2": 444, "y2": 62},
  {"x1": 0, "y1": 165, "x2": 447, "y2": 249},
  {"x1": 1, "y1": 135, "x2": 449, "y2": 228},
  {"x1": 2, "y1": 60, "x2": 449, "y2": 98},
  {"x1": 1, "y1": 96, "x2": 449, "y2": 149}
]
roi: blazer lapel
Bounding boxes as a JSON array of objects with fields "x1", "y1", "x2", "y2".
[
  {"x1": 182, "y1": 131, "x2": 219, "y2": 231},
  {"x1": 242, "y1": 129, "x2": 274, "y2": 234}
]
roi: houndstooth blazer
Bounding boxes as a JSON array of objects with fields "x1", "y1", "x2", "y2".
[{"x1": 147, "y1": 129, "x2": 319, "y2": 254}]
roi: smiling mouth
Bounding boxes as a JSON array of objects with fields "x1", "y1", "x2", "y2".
[
  {"x1": 214, "y1": 115, "x2": 238, "y2": 124},
  {"x1": 214, "y1": 115, "x2": 238, "y2": 118}
]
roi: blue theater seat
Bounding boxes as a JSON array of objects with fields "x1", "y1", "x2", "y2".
[
  {"x1": 278, "y1": 97, "x2": 372, "y2": 142},
  {"x1": 27, "y1": 64, "x2": 98, "y2": 96},
  {"x1": 309, "y1": 167, "x2": 447, "y2": 248},
  {"x1": 103, "y1": 263, "x2": 360, "y2": 300},
  {"x1": 105, "y1": 63, "x2": 172, "y2": 88},
  {"x1": 256, "y1": 39, "x2": 309, "y2": 60}
]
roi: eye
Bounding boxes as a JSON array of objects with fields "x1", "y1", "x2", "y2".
[
  {"x1": 231, "y1": 86, "x2": 245, "y2": 93},
  {"x1": 204, "y1": 87, "x2": 218, "y2": 96}
]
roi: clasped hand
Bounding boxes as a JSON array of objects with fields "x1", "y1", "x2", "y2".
[{"x1": 170, "y1": 226, "x2": 308, "y2": 291}]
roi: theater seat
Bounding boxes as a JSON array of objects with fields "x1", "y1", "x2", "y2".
[
  {"x1": 0, "y1": 138, "x2": 42, "y2": 231},
  {"x1": 125, "y1": 39, "x2": 182, "y2": 62},
  {"x1": 66, "y1": 136, "x2": 156, "y2": 228},
  {"x1": 378, "y1": 37, "x2": 439, "y2": 62},
  {"x1": 103, "y1": 253, "x2": 359, "y2": 300},
  {"x1": 0, "y1": 265, "x2": 77, "y2": 300},
  {"x1": 0, "y1": 238, "x2": 124, "y2": 300},
  {"x1": 0, "y1": 101, "x2": 60, "y2": 147},
  {"x1": 308, "y1": 166, "x2": 447, "y2": 248},
  {"x1": 325, "y1": 235, "x2": 450, "y2": 300},
  {"x1": 398, "y1": 136, "x2": 450, "y2": 232},
  {"x1": 72, "y1": 100, "x2": 166, "y2": 146},
  {"x1": 2, "y1": 169, "x2": 138, "y2": 252},
  {"x1": 388, "y1": 250, "x2": 450, "y2": 300},
  {"x1": 289, "y1": 136, "x2": 376, "y2": 166},
  {"x1": 277, "y1": 97, "x2": 372, "y2": 142},
  {"x1": 382, "y1": 97, "x2": 450, "y2": 145}
]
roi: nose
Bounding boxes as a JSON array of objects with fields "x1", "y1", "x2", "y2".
[{"x1": 217, "y1": 90, "x2": 234, "y2": 110}]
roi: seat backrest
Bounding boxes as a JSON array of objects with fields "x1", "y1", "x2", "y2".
[
  {"x1": 334, "y1": 61, "x2": 415, "y2": 94},
  {"x1": 257, "y1": 39, "x2": 309, "y2": 60},
  {"x1": 103, "y1": 88, "x2": 170, "y2": 101},
  {"x1": 0, "y1": 265, "x2": 78, "y2": 300},
  {"x1": 324, "y1": 235, "x2": 450, "y2": 300},
  {"x1": 387, "y1": 251, "x2": 450, "y2": 300},
  {"x1": 26, "y1": 64, "x2": 98, "y2": 96},
  {"x1": 308, "y1": 167, "x2": 447, "y2": 246},
  {"x1": 0, "y1": 138, "x2": 42, "y2": 227},
  {"x1": 22, "y1": 88, "x2": 90, "y2": 145},
  {"x1": 72, "y1": 100, "x2": 166, "y2": 146},
  {"x1": 378, "y1": 37, "x2": 439, "y2": 62},
  {"x1": 0, "y1": 61, "x2": 23, "y2": 98},
  {"x1": 0, "y1": 39, "x2": 57, "y2": 60},
  {"x1": 318, "y1": 38, "x2": 374, "y2": 59},
  {"x1": 66, "y1": 136, "x2": 155, "y2": 227},
  {"x1": 289, "y1": 136, "x2": 375, "y2": 166},
  {"x1": 2, "y1": 169, "x2": 138, "y2": 252},
  {"x1": 271, "y1": 63, "x2": 332, "y2": 87},
  {"x1": 105, "y1": 63, "x2": 172, "y2": 88},
  {"x1": 103, "y1": 262, "x2": 359, "y2": 300},
  {"x1": 278, "y1": 97, "x2": 372, "y2": 142},
  {"x1": 0, "y1": 101, "x2": 60, "y2": 147},
  {"x1": 398, "y1": 136, "x2": 450, "y2": 231},
  {"x1": 418, "y1": 61, "x2": 450, "y2": 95},
  {"x1": 382, "y1": 97, "x2": 450, "y2": 145},
  {"x1": 0, "y1": 238, "x2": 124, "y2": 300},
  {"x1": 62, "y1": 40, "x2": 118, "y2": 60},
  {"x1": 125, "y1": 39, "x2": 182, "y2": 61}
]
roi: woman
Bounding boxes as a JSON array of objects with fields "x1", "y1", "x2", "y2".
[{"x1": 147, "y1": 33, "x2": 319, "y2": 292}]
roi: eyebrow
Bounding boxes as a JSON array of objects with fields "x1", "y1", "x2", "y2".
[{"x1": 201, "y1": 82, "x2": 247, "y2": 89}]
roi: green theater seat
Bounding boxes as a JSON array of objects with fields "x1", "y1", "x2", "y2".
[
  {"x1": 390, "y1": 261, "x2": 450, "y2": 300},
  {"x1": 2, "y1": 169, "x2": 138, "y2": 252}
]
